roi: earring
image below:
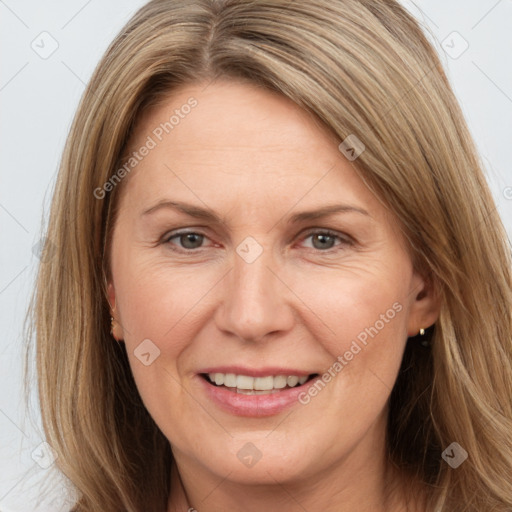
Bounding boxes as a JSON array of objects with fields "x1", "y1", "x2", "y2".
[
  {"x1": 110, "y1": 316, "x2": 116, "y2": 338},
  {"x1": 419, "y1": 327, "x2": 430, "y2": 347}
]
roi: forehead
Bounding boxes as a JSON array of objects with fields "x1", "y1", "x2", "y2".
[
  {"x1": 117, "y1": 79, "x2": 389, "y2": 228},
  {"x1": 131, "y1": 79, "x2": 338, "y2": 161}
]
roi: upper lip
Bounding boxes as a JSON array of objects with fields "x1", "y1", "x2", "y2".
[{"x1": 198, "y1": 366, "x2": 317, "y2": 377}]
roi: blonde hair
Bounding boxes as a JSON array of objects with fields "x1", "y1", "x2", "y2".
[{"x1": 25, "y1": 0, "x2": 512, "y2": 510}]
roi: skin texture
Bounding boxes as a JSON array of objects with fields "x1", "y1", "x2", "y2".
[{"x1": 107, "y1": 79, "x2": 440, "y2": 512}]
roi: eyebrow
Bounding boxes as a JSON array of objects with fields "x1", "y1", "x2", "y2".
[{"x1": 141, "y1": 200, "x2": 370, "y2": 224}]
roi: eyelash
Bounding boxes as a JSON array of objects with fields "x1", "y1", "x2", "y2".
[{"x1": 162, "y1": 228, "x2": 354, "y2": 254}]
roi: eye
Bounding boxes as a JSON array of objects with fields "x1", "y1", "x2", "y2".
[
  {"x1": 164, "y1": 230, "x2": 211, "y2": 251},
  {"x1": 162, "y1": 228, "x2": 353, "y2": 253},
  {"x1": 299, "y1": 229, "x2": 353, "y2": 251}
]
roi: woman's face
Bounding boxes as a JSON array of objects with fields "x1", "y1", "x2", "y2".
[{"x1": 108, "y1": 79, "x2": 439, "y2": 488}]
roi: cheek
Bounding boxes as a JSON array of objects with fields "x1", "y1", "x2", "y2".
[
  {"x1": 285, "y1": 272, "x2": 409, "y2": 451},
  {"x1": 113, "y1": 248, "x2": 212, "y2": 341},
  {"x1": 288, "y1": 260, "x2": 410, "y2": 394},
  {"x1": 112, "y1": 256, "x2": 207, "y2": 427},
  {"x1": 294, "y1": 259, "x2": 408, "y2": 343}
]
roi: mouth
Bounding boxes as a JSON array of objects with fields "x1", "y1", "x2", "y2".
[{"x1": 200, "y1": 372, "x2": 320, "y2": 395}]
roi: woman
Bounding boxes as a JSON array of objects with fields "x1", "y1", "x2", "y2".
[{"x1": 26, "y1": 0, "x2": 512, "y2": 511}]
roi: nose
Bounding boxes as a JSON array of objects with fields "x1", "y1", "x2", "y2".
[{"x1": 214, "y1": 245, "x2": 295, "y2": 343}]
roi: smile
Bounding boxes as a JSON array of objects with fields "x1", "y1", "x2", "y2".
[
  {"x1": 202, "y1": 372, "x2": 318, "y2": 394},
  {"x1": 198, "y1": 371, "x2": 321, "y2": 416}
]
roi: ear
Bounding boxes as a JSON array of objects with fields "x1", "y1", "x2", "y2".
[
  {"x1": 107, "y1": 280, "x2": 124, "y2": 340},
  {"x1": 406, "y1": 270, "x2": 441, "y2": 337}
]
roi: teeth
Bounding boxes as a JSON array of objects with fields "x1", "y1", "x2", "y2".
[
  {"x1": 224, "y1": 373, "x2": 236, "y2": 387},
  {"x1": 287, "y1": 376, "x2": 299, "y2": 387},
  {"x1": 236, "y1": 375, "x2": 254, "y2": 390},
  {"x1": 254, "y1": 376, "x2": 274, "y2": 390},
  {"x1": 273, "y1": 375, "x2": 288, "y2": 389},
  {"x1": 207, "y1": 372, "x2": 311, "y2": 391}
]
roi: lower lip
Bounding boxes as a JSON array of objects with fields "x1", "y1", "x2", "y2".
[{"x1": 197, "y1": 375, "x2": 319, "y2": 417}]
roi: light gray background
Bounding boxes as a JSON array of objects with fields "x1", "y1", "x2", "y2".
[{"x1": 1, "y1": 1, "x2": 511, "y2": 510}]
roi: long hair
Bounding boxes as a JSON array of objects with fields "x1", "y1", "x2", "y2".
[{"x1": 25, "y1": 0, "x2": 512, "y2": 510}]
